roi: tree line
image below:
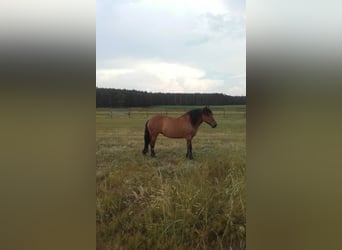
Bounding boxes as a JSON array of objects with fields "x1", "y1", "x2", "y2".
[{"x1": 96, "y1": 88, "x2": 246, "y2": 107}]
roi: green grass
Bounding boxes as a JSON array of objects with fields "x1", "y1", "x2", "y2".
[{"x1": 96, "y1": 106, "x2": 246, "y2": 249}]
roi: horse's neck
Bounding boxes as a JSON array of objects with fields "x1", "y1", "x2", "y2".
[
  {"x1": 194, "y1": 119, "x2": 203, "y2": 128},
  {"x1": 182, "y1": 113, "x2": 203, "y2": 128},
  {"x1": 190, "y1": 116, "x2": 203, "y2": 128}
]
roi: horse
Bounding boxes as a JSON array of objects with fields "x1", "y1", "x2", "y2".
[{"x1": 142, "y1": 107, "x2": 217, "y2": 159}]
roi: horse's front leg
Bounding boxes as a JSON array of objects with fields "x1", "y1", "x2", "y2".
[{"x1": 186, "y1": 139, "x2": 193, "y2": 160}]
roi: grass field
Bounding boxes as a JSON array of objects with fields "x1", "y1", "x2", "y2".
[{"x1": 96, "y1": 106, "x2": 246, "y2": 249}]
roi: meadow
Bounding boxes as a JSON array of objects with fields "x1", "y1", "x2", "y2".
[{"x1": 96, "y1": 106, "x2": 246, "y2": 249}]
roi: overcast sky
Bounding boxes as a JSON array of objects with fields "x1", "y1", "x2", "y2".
[{"x1": 96, "y1": 0, "x2": 245, "y2": 95}]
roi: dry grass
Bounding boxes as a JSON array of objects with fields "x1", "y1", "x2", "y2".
[{"x1": 96, "y1": 106, "x2": 245, "y2": 249}]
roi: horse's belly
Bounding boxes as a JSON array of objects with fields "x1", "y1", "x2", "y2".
[
  {"x1": 162, "y1": 131, "x2": 184, "y2": 138},
  {"x1": 162, "y1": 123, "x2": 193, "y2": 138}
]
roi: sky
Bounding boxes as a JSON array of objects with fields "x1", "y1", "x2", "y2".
[{"x1": 96, "y1": 0, "x2": 245, "y2": 96}]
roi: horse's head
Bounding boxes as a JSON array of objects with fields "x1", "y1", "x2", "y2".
[{"x1": 202, "y1": 107, "x2": 217, "y2": 128}]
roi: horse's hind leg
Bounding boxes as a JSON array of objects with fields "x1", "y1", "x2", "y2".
[
  {"x1": 186, "y1": 139, "x2": 193, "y2": 160},
  {"x1": 150, "y1": 134, "x2": 158, "y2": 157}
]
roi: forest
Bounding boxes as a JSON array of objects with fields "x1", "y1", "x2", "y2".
[{"x1": 96, "y1": 88, "x2": 246, "y2": 107}]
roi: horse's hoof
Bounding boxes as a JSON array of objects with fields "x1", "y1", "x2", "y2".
[{"x1": 142, "y1": 149, "x2": 148, "y2": 155}]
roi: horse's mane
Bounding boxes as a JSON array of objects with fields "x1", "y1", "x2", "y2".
[{"x1": 187, "y1": 107, "x2": 212, "y2": 127}]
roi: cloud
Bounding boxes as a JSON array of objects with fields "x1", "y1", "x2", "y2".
[
  {"x1": 128, "y1": 0, "x2": 228, "y2": 16},
  {"x1": 97, "y1": 60, "x2": 224, "y2": 93},
  {"x1": 96, "y1": 0, "x2": 245, "y2": 95}
]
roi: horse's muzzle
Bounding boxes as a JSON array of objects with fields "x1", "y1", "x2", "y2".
[{"x1": 211, "y1": 123, "x2": 217, "y2": 128}]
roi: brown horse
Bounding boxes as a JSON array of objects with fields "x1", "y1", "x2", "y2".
[{"x1": 142, "y1": 107, "x2": 217, "y2": 159}]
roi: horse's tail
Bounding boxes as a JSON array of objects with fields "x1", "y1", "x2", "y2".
[
  {"x1": 142, "y1": 121, "x2": 150, "y2": 154},
  {"x1": 144, "y1": 121, "x2": 150, "y2": 146}
]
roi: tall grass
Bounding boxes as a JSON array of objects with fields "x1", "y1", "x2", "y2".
[{"x1": 96, "y1": 106, "x2": 245, "y2": 249}]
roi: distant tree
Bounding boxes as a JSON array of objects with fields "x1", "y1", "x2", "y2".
[{"x1": 96, "y1": 88, "x2": 246, "y2": 108}]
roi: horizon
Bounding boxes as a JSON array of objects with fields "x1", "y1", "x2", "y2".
[{"x1": 96, "y1": 87, "x2": 246, "y2": 97}]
